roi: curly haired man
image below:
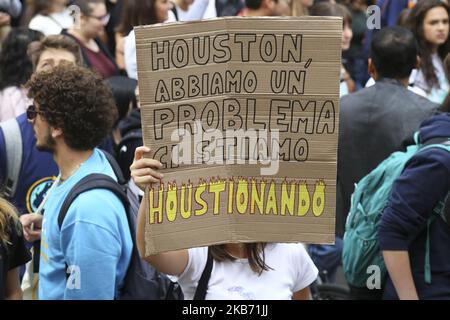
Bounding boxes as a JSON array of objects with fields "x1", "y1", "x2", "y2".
[{"x1": 21, "y1": 64, "x2": 132, "y2": 299}]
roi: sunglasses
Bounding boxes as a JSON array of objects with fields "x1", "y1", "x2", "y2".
[{"x1": 27, "y1": 104, "x2": 44, "y2": 121}]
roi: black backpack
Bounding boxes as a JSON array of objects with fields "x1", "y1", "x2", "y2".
[{"x1": 57, "y1": 151, "x2": 183, "y2": 300}]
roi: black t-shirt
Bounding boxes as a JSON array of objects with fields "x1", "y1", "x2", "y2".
[{"x1": 0, "y1": 217, "x2": 31, "y2": 300}]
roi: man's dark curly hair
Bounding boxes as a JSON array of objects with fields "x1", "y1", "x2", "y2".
[{"x1": 25, "y1": 64, "x2": 118, "y2": 151}]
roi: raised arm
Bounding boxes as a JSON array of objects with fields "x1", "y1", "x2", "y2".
[{"x1": 132, "y1": 146, "x2": 189, "y2": 276}]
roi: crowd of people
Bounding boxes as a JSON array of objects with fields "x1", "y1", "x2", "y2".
[{"x1": 0, "y1": 0, "x2": 449, "y2": 300}]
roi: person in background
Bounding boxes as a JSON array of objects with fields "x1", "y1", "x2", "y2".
[
  {"x1": 116, "y1": 105, "x2": 141, "y2": 182},
  {"x1": 215, "y1": 0, "x2": 245, "y2": 16},
  {"x1": 379, "y1": 110, "x2": 450, "y2": 300},
  {"x1": 407, "y1": 0, "x2": 450, "y2": 104},
  {"x1": 338, "y1": 26, "x2": 438, "y2": 299},
  {"x1": 0, "y1": 27, "x2": 43, "y2": 122},
  {"x1": 397, "y1": 7, "x2": 411, "y2": 27},
  {"x1": 239, "y1": 0, "x2": 278, "y2": 16},
  {"x1": 0, "y1": 198, "x2": 30, "y2": 300},
  {"x1": 345, "y1": 0, "x2": 369, "y2": 90},
  {"x1": 25, "y1": 0, "x2": 73, "y2": 36},
  {"x1": 105, "y1": 75, "x2": 137, "y2": 145},
  {"x1": 379, "y1": 51, "x2": 450, "y2": 300},
  {"x1": 274, "y1": 0, "x2": 292, "y2": 16},
  {"x1": 123, "y1": 0, "x2": 172, "y2": 80},
  {"x1": 361, "y1": 0, "x2": 410, "y2": 85},
  {"x1": 1, "y1": 35, "x2": 82, "y2": 218},
  {"x1": 310, "y1": 2, "x2": 355, "y2": 96},
  {"x1": 104, "y1": 0, "x2": 123, "y2": 67},
  {"x1": 64, "y1": 0, "x2": 120, "y2": 79},
  {"x1": 116, "y1": 0, "x2": 173, "y2": 73}
]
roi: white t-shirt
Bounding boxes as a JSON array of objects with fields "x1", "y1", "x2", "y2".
[
  {"x1": 410, "y1": 53, "x2": 449, "y2": 104},
  {"x1": 29, "y1": 11, "x2": 73, "y2": 36},
  {"x1": 124, "y1": 30, "x2": 137, "y2": 80},
  {"x1": 172, "y1": 243, "x2": 318, "y2": 300}
]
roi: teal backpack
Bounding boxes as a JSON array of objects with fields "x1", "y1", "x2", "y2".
[{"x1": 342, "y1": 133, "x2": 450, "y2": 289}]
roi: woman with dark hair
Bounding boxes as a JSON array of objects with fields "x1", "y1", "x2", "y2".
[
  {"x1": 115, "y1": 0, "x2": 171, "y2": 72},
  {"x1": 26, "y1": 0, "x2": 73, "y2": 36},
  {"x1": 310, "y1": 2, "x2": 355, "y2": 96},
  {"x1": 0, "y1": 27, "x2": 43, "y2": 122},
  {"x1": 64, "y1": 0, "x2": 119, "y2": 79},
  {"x1": 123, "y1": 0, "x2": 173, "y2": 79},
  {"x1": 408, "y1": 0, "x2": 450, "y2": 104},
  {"x1": 0, "y1": 198, "x2": 31, "y2": 300},
  {"x1": 131, "y1": 146, "x2": 319, "y2": 300}
]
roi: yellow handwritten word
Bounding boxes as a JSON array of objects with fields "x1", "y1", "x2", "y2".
[{"x1": 148, "y1": 178, "x2": 326, "y2": 224}]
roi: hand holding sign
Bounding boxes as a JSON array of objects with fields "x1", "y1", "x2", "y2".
[{"x1": 130, "y1": 146, "x2": 164, "y2": 191}]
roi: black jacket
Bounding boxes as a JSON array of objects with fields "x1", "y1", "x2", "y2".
[{"x1": 379, "y1": 113, "x2": 450, "y2": 299}]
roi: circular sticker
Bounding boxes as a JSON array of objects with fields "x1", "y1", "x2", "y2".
[{"x1": 26, "y1": 176, "x2": 57, "y2": 213}]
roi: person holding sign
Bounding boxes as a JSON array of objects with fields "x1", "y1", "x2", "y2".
[{"x1": 132, "y1": 146, "x2": 319, "y2": 300}]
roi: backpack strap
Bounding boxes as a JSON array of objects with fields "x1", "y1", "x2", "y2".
[
  {"x1": 58, "y1": 173, "x2": 132, "y2": 285},
  {"x1": 416, "y1": 137, "x2": 450, "y2": 285},
  {"x1": 193, "y1": 247, "x2": 213, "y2": 300},
  {"x1": 0, "y1": 118, "x2": 22, "y2": 198},
  {"x1": 58, "y1": 174, "x2": 129, "y2": 230},
  {"x1": 101, "y1": 150, "x2": 127, "y2": 186},
  {"x1": 424, "y1": 215, "x2": 437, "y2": 285}
]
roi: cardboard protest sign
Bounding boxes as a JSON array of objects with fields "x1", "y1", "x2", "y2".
[{"x1": 135, "y1": 16, "x2": 342, "y2": 255}]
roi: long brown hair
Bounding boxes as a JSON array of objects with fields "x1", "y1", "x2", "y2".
[
  {"x1": 116, "y1": 0, "x2": 160, "y2": 37},
  {"x1": 0, "y1": 198, "x2": 20, "y2": 247},
  {"x1": 407, "y1": 0, "x2": 450, "y2": 91},
  {"x1": 210, "y1": 243, "x2": 271, "y2": 275}
]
